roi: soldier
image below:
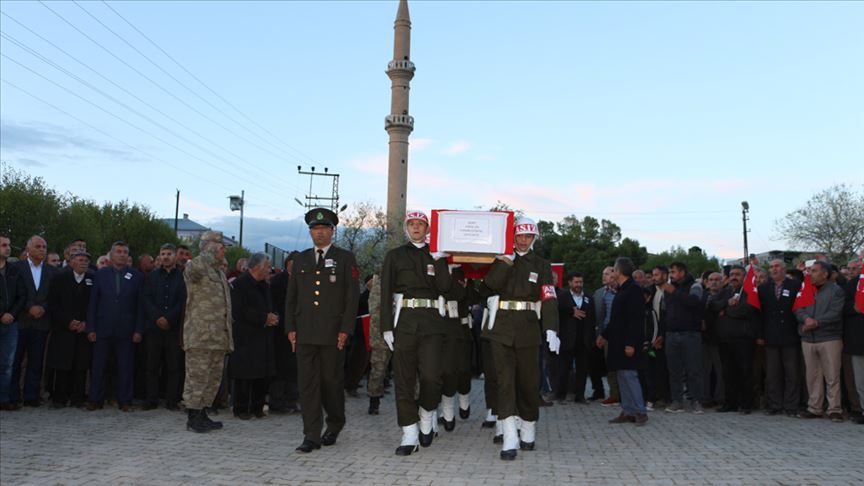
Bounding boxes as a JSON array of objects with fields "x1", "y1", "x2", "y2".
[
  {"x1": 438, "y1": 266, "x2": 474, "y2": 431},
  {"x1": 182, "y1": 230, "x2": 232, "y2": 433},
  {"x1": 366, "y1": 274, "x2": 390, "y2": 415},
  {"x1": 483, "y1": 217, "x2": 560, "y2": 461},
  {"x1": 286, "y1": 208, "x2": 360, "y2": 453},
  {"x1": 381, "y1": 211, "x2": 452, "y2": 456}
]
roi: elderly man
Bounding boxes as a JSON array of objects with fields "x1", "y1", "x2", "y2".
[
  {"x1": 796, "y1": 261, "x2": 846, "y2": 422},
  {"x1": 11, "y1": 235, "x2": 56, "y2": 408},
  {"x1": 757, "y1": 260, "x2": 802, "y2": 416},
  {"x1": 86, "y1": 241, "x2": 144, "y2": 412},
  {"x1": 843, "y1": 258, "x2": 864, "y2": 424},
  {"x1": 1, "y1": 235, "x2": 26, "y2": 410},
  {"x1": 484, "y1": 217, "x2": 560, "y2": 461},
  {"x1": 46, "y1": 250, "x2": 94, "y2": 408},
  {"x1": 286, "y1": 208, "x2": 360, "y2": 452},
  {"x1": 381, "y1": 210, "x2": 452, "y2": 456},
  {"x1": 230, "y1": 253, "x2": 277, "y2": 420},
  {"x1": 593, "y1": 266, "x2": 620, "y2": 406},
  {"x1": 141, "y1": 244, "x2": 187, "y2": 411},
  {"x1": 702, "y1": 272, "x2": 725, "y2": 408},
  {"x1": 182, "y1": 231, "x2": 233, "y2": 432},
  {"x1": 598, "y1": 257, "x2": 648, "y2": 426}
]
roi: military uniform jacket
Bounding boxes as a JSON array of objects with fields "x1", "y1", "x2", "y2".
[
  {"x1": 482, "y1": 251, "x2": 559, "y2": 348},
  {"x1": 380, "y1": 242, "x2": 452, "y2": 336},
  {"x1": 46, "y1": 269, "x2": 93, "y2": 371},
  {"x1": 285, "y1": 245, "x2": 360, "y2": 346},
  {"x1": 182, "y1": 253, "x2": 233, "y2": 352}
]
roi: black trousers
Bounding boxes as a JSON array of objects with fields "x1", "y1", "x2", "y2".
[
  {"x1": 144, "y1": 328, "x2": 184, "y2": 404},
  {"x1": 719, "y1": 339, "x2": 756, "y2": 410},
  {"x1": 344, "y1": 322, "x2": 369, "y2": 392},
  {"x1": 765, "y1": 345, "x2": 800, "y2": 412},
  {"x1": 233, "y1": 378, "x2": 268, "y2": 414},
  {"x1": 392, "y1": 329, "x2": 443, "y2": 426},
  {"x1": 442, "y1": 325, "x2": 472, "y2": 397},
  {"x1": 490, "y1": 341, "x2": 540, "y2": 422},
  {"x1": 297, "y1": 344, "x2": 346, "y2": 442},
  {"x1": 52, "y1": 368, "x2": 87, "y2": 405},
  {"x1": 644, "y1": 348, "x2": 670, "y2": 403},
  {"x1": 587, "y1": 345, "x2": 606, "y2": 399},
  {"x1": 556, "y1": 344, "x2": 589, "y2": 401},
  {"x1": 481, "y1": 338, "x2": 498, "y2": 414}
]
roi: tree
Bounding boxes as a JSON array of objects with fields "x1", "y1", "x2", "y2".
[
  {"x1": 775, "y1": 184, "x2": 864, "y2": 263},
  {"x1": 335, "y1": 201, "x2": 390, "y2": 278},
  {"x1": 643, "y1": 246, "x2": 721, "y2": 277}
]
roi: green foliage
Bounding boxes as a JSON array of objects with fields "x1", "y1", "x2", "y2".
[
  {"x1": 225, "y1": 245, "x2": 253, "y2": 271},
  {"x1": 643, "y1": 246, "x2": 721, "y2": 277},
  {"x1": 0, "y1": 166, "x2": 178, "y2": 258},
  {"x1": 336, "y1": 201, "x2": 389, "y2": 278}
]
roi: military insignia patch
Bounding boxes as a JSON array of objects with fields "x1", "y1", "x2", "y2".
[
  {"x1": 316, "y1": 212, "x2": 324, "y2": 220},
  {"x1": 541, "y1": 284, "x2": 557, "y2": 301}
]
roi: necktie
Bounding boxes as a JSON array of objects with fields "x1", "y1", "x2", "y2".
[{"x1": 317, "y1": 249, "x2": 324, "y2": 268}]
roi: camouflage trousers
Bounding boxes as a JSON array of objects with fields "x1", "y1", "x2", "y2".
[
  {"x1": 366, "y1": 345, "x2": 392, "y2": 398},
  {"x1": 183, "y1": 349, "x2": 224, "y2": 410}
]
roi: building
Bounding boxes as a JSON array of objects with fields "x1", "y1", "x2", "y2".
[{"x1": 160, "y1": 213, "x2": 237, "y2": 247}]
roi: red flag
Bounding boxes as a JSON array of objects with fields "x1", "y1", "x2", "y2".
[
  {"x1": 743, "y1": 265, "x2": 761, "y2": 310},
  {"x1": 792, "y1": 275, "x2": 817, "y2": 311},
  {"x1": 856, "y1": 275, "x2": 864, "y2": 313},
  {"x1": 359, "y1": 314, "x2": 371, "y2": 352}
]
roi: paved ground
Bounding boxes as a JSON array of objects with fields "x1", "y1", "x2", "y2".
[{"x1": 1, "y1": 379, "x2": 862, "y2": 486}]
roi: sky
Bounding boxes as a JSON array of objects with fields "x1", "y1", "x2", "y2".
[{"x1": 1, "y1": 0, "x2": 862, "y2": 259}]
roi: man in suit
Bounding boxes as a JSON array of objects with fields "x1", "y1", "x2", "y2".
[
  {"x1": 286, "y1": 208, "x2": 360, "y2": 453},
  {"x1": 556, "y1": 271, "x2": 596, "y2": 403},
  {"x1": 45, "y1": 250, "x2": 94, "y2": 408},
  {"x1": 86, "y1": 241, "x2": 145, "y2": 412},
  {"x1": 593, "y1": 266, "x2": 619, "y2": 406},
  {"x1": 268, "y1": 251, "x2": 300, "y2": 414},
  {"x1": 757, "y1": 259, "x2": 802, "y2": 416},
  {"x1": 11, "y1": 235, "x2": 55, "y2": 408},
  {"x1": 1, "y1": 234, "x2": 27, "y2": 410}
]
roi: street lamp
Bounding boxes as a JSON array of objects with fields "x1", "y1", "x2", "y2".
[
  {"x1": 229, "y1": 190, "x2": 245, "y2": 248},
  {"x1": 741, "y1": 201, "x2": 749, "y2": 264}
]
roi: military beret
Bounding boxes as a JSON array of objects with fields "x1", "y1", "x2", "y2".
[
  {"x1": 305, "y1": 208, "x2": 338, "y2": 228},
  {"x1": 201, "y1": 230, "x2": 223, "y2": 244}
]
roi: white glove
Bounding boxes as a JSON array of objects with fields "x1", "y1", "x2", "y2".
[
  {"x1": 383, "y1": 330, "x2": 395, "y2": 351},
  {"x1": 546, "y1": 330, "x2": 560, "y2": 355},
  {"x1": 431, "y1": 252, "x2": 449, "y2": 261}
]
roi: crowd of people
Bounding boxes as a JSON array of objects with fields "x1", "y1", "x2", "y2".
[{"x1": 1, "y1": 214, "x2": 862, "y2": 461}]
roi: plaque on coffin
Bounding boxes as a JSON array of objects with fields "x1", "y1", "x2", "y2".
[{"x1": 430, "y1": 210, "x2": 514, "y2": 264}]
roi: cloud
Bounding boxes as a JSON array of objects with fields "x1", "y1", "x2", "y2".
[
  {"x1": 13, "y1": 158, "x2": 47, "y2": 168},
  {"x1": 0, "y1": 120, "x2": 138, "y2": 161},
  {"x1": 443, "y1": 141, "x2": 470, "y2": 155},
  {"x1": 412, "y1": 138, "x2": 434, "y2": 151},
  {"x1": 347, "y1": 153, "x2": 387, "y2": 176},
  {"x1": 205, "y1": 215, "x2": 312, "y2": 252}
]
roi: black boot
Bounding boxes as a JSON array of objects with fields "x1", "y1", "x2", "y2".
[
  {"x1": 200, "y1": 407, "x2": 223, "y2": 429},
  {"x1": 368, "y1": 396, "x2": 380, "y2": 415},
  {"x1": 186, "y1": 409, "x2": 210, "y2": 433},
  {"x1": 459, "y1": 406, "x2": 470, "y2": 420}
]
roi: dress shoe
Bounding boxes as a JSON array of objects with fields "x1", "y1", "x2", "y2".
[
  {"x1": 419, "y1": 430, "x2": 435, "y2": 447},
  {"x1": 119, "y1": 404, "x2": 133, "y2": 412},
  {"x1": 853, "y1": 415, "x2": 864, "y2": 424},
  {"x1": 601, "y1": 397, "x2": 620, "y2": 407},
  {"x1": 716, "y1": 405, "x2": 738, "y2": 413},
  {"x1": 763, "y1": 409, "x2": 781, "y2": 416},
  {"x1": 254, "y1": 410, "x2": 266, "y2": 419},
  {"x1": 395, "y1": 444, "x2": 419, "y2": 456},
  {"x1": 519, "y1": 441, "x2": 535, "y2": 451},
  {"x1": 296, "y1": 439, "x2": 321, "y2": 453},
  {"x1": 797, "y1": 410, "x2": 822, "y2": 419},
  {"x1": 459, "y1": 407, "x2": 470, "y2": 419},
  {"x1": 23, "y1": 399, "x2": 41, "y2": 408},
  {"x1": 539, "y1": 398, "x2": 554, "y2": 407},
  {"x1": 321, "y1": 431, "x2": 339, "y2": 446},
  {"x1": 345, "y1": 388, "x2": 359, "y2": 398},
  {"x1": 828, "y1": 413, "x2": 844, "y2": 423},
  {"x1": 235, "y1": 412, "x2": 253, "y2": 420},
  {"x1": 442, "y1": 418, "x2": 455, "y2": 432},
  {"x1": 86, "y1": 402, "x2": 103, "y2": 411},
  {"x1": 165, "y1": 402, "x2": 181, "y2": 411},
  {"x1": 738, "y1": 409, "x2": 751, "y2": 415},
  {"x1": 500, "y1": 449, "x2": 517, "y2": 461},
  {"x1": 2, "y1": 402, "x2": 21, "y2": 411},
  {"x1": 368, "y1": 396, "x2": 380, "y2": 415},
  {"x1": 481, "y1": 419, "x2": 496, "y2": 428},
  {"x1": 142, "y1": 402, "x2": 158, "y2": 411},
  {"x1": 608, "y1": 412, "x2": 635, "y2": 424},
  {"x1": 49, "y1": 401, "x2": 67, "y2": 409},
  {"x1": 634, "y1": 413, "x2": 649, "y2": 426},
  {"x1": 493, "y1": 434, "x2": 503, "y2": 444}
]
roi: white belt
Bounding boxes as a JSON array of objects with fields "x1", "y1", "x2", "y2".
[
  {"x1": 460, "y1": 317, "x2": 470, "y2": 326},
  {"x1": 401, "y1": 298, "x2": 437, "y2": 309},
  {"x1": 498, "y1": 300, "x2": 537, "y2": 311}
]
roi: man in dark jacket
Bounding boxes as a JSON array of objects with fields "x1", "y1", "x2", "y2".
[
  {"x1": 757, "y1": 259, "x2": 802, "y2": 416},
  {"x1": 643, "y1": 266, "x2": 671, "y2": 409},
  {"x1": 86, "y1": 241, "x2": 144, "y2": 411},
  {"x1": 0, "y1": 234, "x2": 27, "y2": 410},
  {"x1": 598, "y1": 257, "x2": 648, "y2": 426},
  {"x1": 556, "y1": 271, "x2": 595, "y2": 403},
  {"x1": 12, "y1": 235, "x2": 56, "y2": 407},
  {"x1": 229, "y1": 253, "x2": 277, "y2": 419},
  {"x1": 141, "y1": 243, "x2": 187, "y2": 411},
  {"x1": 661, "y1": 261, "x2": 705, "y2": 414},
  {"x1": 45, "y1": 250, "x2": 93, "y2": 407},
  {"x1": 287, "y1": 209, "x2": 360, "y2": 453},
  {"x1": 844, "y1": 260, "x2": 864, "y2": 424},
  {"x1": 795, "y1": 261, "x2": 845, "y2": 422},
  {"x1": 708, "y1": 265, "x2": 760, "y2": 414},
  {"x1": 268, "y1": 251, "x2": 299, "y2": 414}
]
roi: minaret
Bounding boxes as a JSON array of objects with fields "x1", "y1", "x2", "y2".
[{"x1": 385, "y1": 0, "x2": 415, "y2": 245}]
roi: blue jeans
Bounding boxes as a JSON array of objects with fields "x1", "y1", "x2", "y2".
[
  {"x1": 10, "y1": 327, "x2": 48, "y2": 403},
  {"x1": 665, "y1": 331, "x2": 704, "y2": 403},
  {"x1": 617, "y1": 369, "x2": 646, "y2": 415},
  {"x1": 0, "y1": 322, "x2": 19, "y2": 403}
]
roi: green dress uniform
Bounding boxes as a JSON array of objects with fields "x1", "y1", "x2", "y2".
[
  {"x1": 482, "y1": 250, "x2": 559, "y2": 422},
  {"x1": 380, "y1": 242, "x2": 452, "y2": 427},
  {"x1": 439, "y1": 267, "x2": 474, "y2": 426},
  {"x1": 285, "y1": 244, "x2": 360, "y2": 445}
]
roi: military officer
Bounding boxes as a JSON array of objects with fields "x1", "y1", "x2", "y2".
[
  {"x1": 381, "y1": 210, "x2": 452, "y2": 456},
  {"x1": 182, "y1": 230, "x2": 232, "y2": 433},
  {"x1": 483, "y1": 217, "x2": 560, "y2": 460},
  {"x1": 366, "y1": 274, "x2": 390, "y2": 415},
  {"x1": 438, "y1": 266, "x2": 474, "y2": 431},
  {"x1": 286, "y1": 208, "x2": 360, "y2": 453}
]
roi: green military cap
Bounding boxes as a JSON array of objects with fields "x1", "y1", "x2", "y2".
[
  {"x1": 305, "y1": 207, "x2": 338, "y2": 228},
  {"x1": 201, "y1": 230, "x2": 223, "y2": 243}
]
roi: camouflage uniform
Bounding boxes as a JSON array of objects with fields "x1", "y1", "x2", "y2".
[
  {"x1": 366, "y1": 275, "x2": 391, "y2": 398},
  {"x1": 182, "y1": 248, "x2": 233, "y2": 410}
]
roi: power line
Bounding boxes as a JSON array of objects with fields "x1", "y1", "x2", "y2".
[
  {"x1": 0, "y1": 27, "x2": 300, "y2": 192},
  {"x1": 100, "y1": 0, "x2": 322, "y2": 166}
]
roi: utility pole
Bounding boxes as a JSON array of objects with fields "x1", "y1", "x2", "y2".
[
  {"x1": 229, "y1": 191, "x2": 245, "y2": 248},
  {"x1": 295, "y1": 166, "x2": 345, "y2": 213},
  {"x1": 174, "y1": 189, "x2": 180, "y2": 234},
  {"x1": 741, "y1": 201, "x2": 750, "y2": 264}
]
